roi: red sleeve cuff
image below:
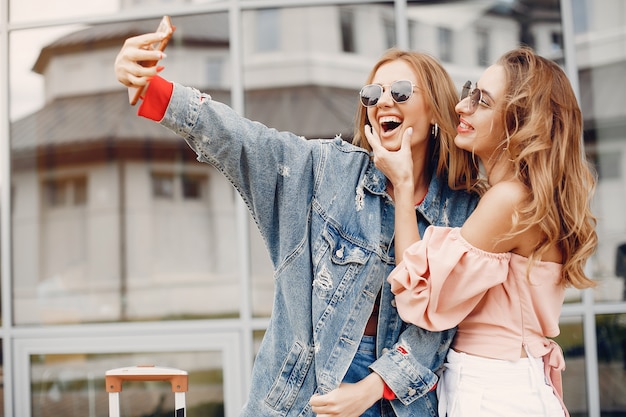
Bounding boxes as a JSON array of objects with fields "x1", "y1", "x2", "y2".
[
  {"x1": 382, "y1": 383, "x2": 396, "y2": 400},
  {"x1": 137, "y1": 75, "x2": 174, "y2": 121}
]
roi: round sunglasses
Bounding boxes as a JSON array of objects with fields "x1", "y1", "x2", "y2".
[
  {"x1": 359, "y1": 80, "x2": 417, "y2": 107},
  {"x1": 460, "y1": 80, "x2": 491, "y2": 113}
]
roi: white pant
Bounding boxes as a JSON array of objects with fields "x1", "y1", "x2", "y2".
[{"x1": 438, "y1": 349, "x2": 566, "y2": 417}]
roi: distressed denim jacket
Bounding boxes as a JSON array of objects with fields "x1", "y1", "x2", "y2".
[{"x1": 159, "y1": 84, "x2": 479, "y2": 417}]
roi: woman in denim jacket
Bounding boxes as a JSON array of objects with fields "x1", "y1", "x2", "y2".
[{"x1": 115, "y1": 33, "x2": 480, "y2": 417}]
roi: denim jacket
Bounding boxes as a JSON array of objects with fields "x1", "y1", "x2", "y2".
[{"x1": 159, "y1": 84, "x2": 479, "y2": 417}]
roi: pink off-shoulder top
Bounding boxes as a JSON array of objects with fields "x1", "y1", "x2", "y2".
[{"x1": 388, "y1": 226, "x2": 567, "y2": 399}]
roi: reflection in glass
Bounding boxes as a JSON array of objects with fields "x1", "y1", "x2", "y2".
[
  {"x1": 30, "y1": 351, "x2": 224, "y2": 417},
  {"x1": 9, "y1": 0, "x2": 118, "y2": 24},
  {"x1": 256, "y1": 8, "x2": 280, "y2": 52},
  {"x1": 577, "y1": 0, "x2": 626, "y2": 305},
  {"x1": 382, "y1": 12, "x2": 396, "y2": 49},
  {"x1": 438, "y1": 27, "x2": 453, "y2": 63},
  {"x1": 253, "y1": 329, "x2": 266, "y2": 358},
  {"x1": 10, "y1": 27, "x2": 84, "y2": 121},
  {"x1": 250, "y1": 215, "x2": 274, "y2": 319},
  {"x1": 10, "y1": 13, "x2": 239, "y2": 325},
  {"x1": 556, "y1": 317, "x2": 587, "y2": 416},
  {"x1": 340, "y1": 7, "x2": 356, "y2": 53},
  {"x1": 596, "y1": 314, "x2": 626, "y2": 416}
]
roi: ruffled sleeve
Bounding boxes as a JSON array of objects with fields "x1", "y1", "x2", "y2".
[{"x1": 388, "y1": 226, "x2": 511, "y2": 331}]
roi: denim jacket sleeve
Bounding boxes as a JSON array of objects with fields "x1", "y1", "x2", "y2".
[
  {"x1": 369, "y1": 325, "x2": 455, "y2": 405},
  {"x1": 159, "y1": 83, "x2": 317, "y2": 266}
]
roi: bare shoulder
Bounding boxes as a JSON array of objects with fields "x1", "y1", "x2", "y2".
[
  {"x1": 461, "y1": 180, "x2": 530, "y2": 253},
  {"x1": 479, "y1": 180, "x2": 529, "y2": 210}
]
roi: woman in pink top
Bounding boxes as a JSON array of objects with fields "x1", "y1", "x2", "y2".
[{"x1": 367, "y1": 47, "x2": 598, "y2": 417}]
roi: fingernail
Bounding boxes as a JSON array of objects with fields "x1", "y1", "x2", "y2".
[{"x1": 156, "y1": 66, "x2": 165, "y2": 72}]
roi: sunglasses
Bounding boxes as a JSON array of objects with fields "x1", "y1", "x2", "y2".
[
  {"x1": 460, "y1": 80, "x2": 491, "y2": 113},
  {"x1": 359, "y1": 80, "x2": 417, "y2": 107}
]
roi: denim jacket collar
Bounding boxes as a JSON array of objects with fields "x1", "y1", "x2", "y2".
[
  {"x1": 362, "y1": 161, "x2": 388, "y2": 197},
  {"x1": 362, "y1": 159, "x2": 448, "y2": 227},
  {"x1": 418, "y1": 173, "x2": 446, "y2": 225}
]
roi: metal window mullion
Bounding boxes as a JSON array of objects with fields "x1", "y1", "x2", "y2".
[
  {"x1": 229, "y1": 0, "x2": 254, "y2": 413},
  {"x1": 1, "y1": 0, "x2": 15, "y2": 415},
  {"x1": 582, "y1": 288, "x2": 600, "y2": 417},
  {"x1": 560, "y1": 0, "x2": 581, "y2": 101},
  {"x1": 394, "y1": 0, "x2": 408, "y2": 50},
  {"x1": 560, "y1": 1, "x2": 600, "y2": 416}
]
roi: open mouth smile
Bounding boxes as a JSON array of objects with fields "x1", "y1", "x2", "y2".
[{"x1": 379, "y1": 116, "x2": 402, "y2": 134}]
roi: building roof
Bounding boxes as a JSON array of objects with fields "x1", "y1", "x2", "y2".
[
  {"x1": 11, "y1": 85, "x2": 358, "y2": 154},
  {"x1": 33, "y1": 14, "x2": 230, "y2": 74},
  {"x1": 11, "y1": 90, "x2": 184, "y2": 152}
]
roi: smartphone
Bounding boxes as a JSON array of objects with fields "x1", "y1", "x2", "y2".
[{"x1": 129, "y1": 15, "x2": 175, "y2": 105}]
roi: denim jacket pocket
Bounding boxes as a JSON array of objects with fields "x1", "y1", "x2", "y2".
[
  {"x1": 312, "y1": 224, "x2": 370, "y2": 300},
  {"x1": 265, "y1": 341, "x2": 315, "y2": 412}
]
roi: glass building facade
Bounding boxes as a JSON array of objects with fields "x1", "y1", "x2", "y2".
[{"x1": 1, "y1": 0, "x2": 625, "y2": 416}]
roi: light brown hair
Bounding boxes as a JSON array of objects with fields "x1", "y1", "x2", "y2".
[
  {"x1": 496, "y1": 46, "x2": 597, "y2": 288},
  {"x1": 352, "y1": 48, "x2": 480, "y2": 192}
]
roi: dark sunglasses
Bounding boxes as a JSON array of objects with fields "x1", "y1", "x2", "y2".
[
  {"x1": 460, "y1": 80, "x2": 491, "y2": 113},
  {"x1": 359, "y1": 80, "x2": 417, "y2": 107}
]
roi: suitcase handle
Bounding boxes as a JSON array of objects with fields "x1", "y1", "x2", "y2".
[{"x1": 105, "y1": 365, "x2": 188, "y2": 393}]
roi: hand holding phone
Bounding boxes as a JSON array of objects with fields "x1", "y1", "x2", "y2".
[{"x1": 129, "y1": 16, "x2": 175, "y2": 105}]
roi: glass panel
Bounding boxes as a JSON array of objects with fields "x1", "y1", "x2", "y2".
[
  {"x1": 30, "y1": 351, "x2": 224, "y2": 417},
  {"x1": 9, "y1": 0, "x2": 118, "y2": 24},
  {"x1": 10, "y1": 26, "x2": 84, "y2": 121},
  {"x1": 240, "y1": 3, "x2": 381, "y2": 138},
  {"x1": 250, "y1": 217, "x2": 274, "y2": 318},
  {"x1": 556, "y1": 316, "x2": 588, "y2": 417},
  {"x1": 242, "y1": 3, "x2": 394, "y2": 316},
  {"x1": 408, "y1": 0, "x2": 521, "y2": 70},
  {"x1": 10, "y1": 13, "x2": 238, "y2": 325},
  {"x1": 405, "y1": 0, "x2": 567, "y2": 116},
  {"x1": 596, "y1": 314, "x2": 626, "y2": 416},
  {"x1": 253, "y1": 329, "x2": 266, "y2": 358},
  {"x1": 576, "y1": 0, "x2": 626, "y2": 304}
]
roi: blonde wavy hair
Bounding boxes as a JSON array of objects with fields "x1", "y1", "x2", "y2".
[
  {"x1": 496, "y1": 47, "x2": 597, "y2": 289},
  {"x1": 352, "y1": 48, "x2": 481, "y2": 192}
]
